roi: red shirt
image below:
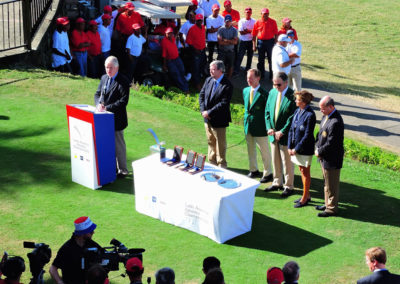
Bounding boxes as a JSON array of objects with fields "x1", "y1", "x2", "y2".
[
  {"x1": 153, "y1": 22, "x2": 177, "y2": 35},
  {"x1": 86, "y1": 30, "x2": 101, "y2": 56},
  {"x1": 70, "y1": 29, "x2": 89, "y2": 52},
  {"x1": 277, "y1": 27, "x2": 298, "y2": 40},
  {"x1": 186, "y1": 24, "x2": 206, "y2": 50},
  {"x1": 116, "y1": 12, "x2": 145, "y2": 35},
  {"x1": 221, "y1": 9, "x2": 240, "y2": 29},
  {"x1": 161, "y1": 36, "x2": 179, "y2": 60},
  {"x1": 251, "y1": 17, "x2": 278, "y2": 40}
]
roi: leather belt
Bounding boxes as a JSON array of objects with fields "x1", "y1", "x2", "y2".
[{"x1": 291, "y1": 64, "x2": 300, "y2": 68}]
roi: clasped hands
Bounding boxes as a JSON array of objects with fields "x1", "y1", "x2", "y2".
[{"x1": 268, "y1": 129, "x2": 283, "y2": 141}]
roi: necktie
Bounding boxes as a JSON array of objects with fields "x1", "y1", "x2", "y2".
[
  {"x1": 322, "y1": 115, "x2": 328, "y2": 127},
  {"x1": 106, "y1": 77, "x2": 112, "y2": 92},
  {"x1": 249, "y1": 89, "x2": 254, "y2": 105},
  {"x1": 211, "y1": 80, "x2": 217, "y2": 95},
  {"x1": 275, "y1": 92, "x2": 282, "y2": 124}
]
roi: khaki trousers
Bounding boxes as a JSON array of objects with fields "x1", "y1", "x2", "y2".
[
  {"x1": 321, "y1": 166, "x2": 341, "y2": 214},
  {"x1": 270, "y1": 141, "x2": 294, "y2": 189},
  {"x1": 204, "y1": 123, "x2": 227, "y2": 168},
  {"x1": 288, "y1": 65, "x2": 302, "y2": 92},
  {"x1": 115, "y1": 130, "x2": 128, "y2": 172},
  {"x1": 246, "y1": 134, "x2": 272, "y2": 176}
]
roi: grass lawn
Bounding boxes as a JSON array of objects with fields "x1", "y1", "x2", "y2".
[{"x1": 1, "y1": 68, "x2": 400, "y2": 283}]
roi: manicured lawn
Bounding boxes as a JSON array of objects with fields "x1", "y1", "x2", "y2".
[{"x1": 0, "y1": 69, "x2": 399, "y2": 283}]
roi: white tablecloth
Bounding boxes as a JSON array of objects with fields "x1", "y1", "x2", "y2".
[{"x1": 132, "y1": 152, "x2": 260, "y2": 243}]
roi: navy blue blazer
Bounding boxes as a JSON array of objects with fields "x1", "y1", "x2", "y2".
[
  {"x1": 288, "y1": 105, "x2": 316, "y2": 155},
  {"x1": 357, "y1": 270, "x2": 400, "y2": 284},
  {"x1": 199, "y1": 75, "x2": 233, "y2": 128}
]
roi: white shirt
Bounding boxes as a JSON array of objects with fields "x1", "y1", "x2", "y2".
[
  {"x1": 238, "y1": 17, "x2": 256, "y2": 41},
  {"x1": 272, "y1": 44, "x2": 291, "y2": 74},
  {"x1": 206, "y1": 15, "x2": 224, "y2": 42},
  {"x1": 95, "y1": 10, "x2": 118, "y2": 35},
  {"x1": 126, "y1": 34, "x2": 146, "y2": 56},
  {"x1": 195, "y1": 7, "x2": 205, "y2": 17},
  {"x1": 98, "y1": 24, "x2": 111, "y2": 52},
  {"x1": 199, "y1": 0, "x2": 220, "y2": 18},
  {"x1": 52, "y1": 30, "x2": 71, "y2": 68},
  {"x1": 179, "y1": 21, "x2": 194, "y2": 47},
  {"x1": 286, "y1": 40, "x2": 302, "y2": 66}
]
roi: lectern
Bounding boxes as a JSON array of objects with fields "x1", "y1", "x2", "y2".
[{"x1": 66, "y1": 104, "x2": 116, "y2": 189}]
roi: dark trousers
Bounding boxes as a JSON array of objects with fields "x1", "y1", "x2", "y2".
[
  {"x1": 207, "y1": 41, "x2": 218, "y2": 63},
  {"x1": 127, "y1": 53, "x2": 151, "y2": 83},
  {"x1": 257, "y1": 38, "x2": 274, "y2": 77},
  {"x1": 167, "y1": 57, "x2": 188, "y2": 92},
  {"x1": 87, "y1": 54, "x2": 102, "y2": 79},
  {"x1": 235, "y1": 40, "x2": 253, "y2": 72},
  {"x1": 191, "y1": 49, "x2": 206, "y2": 85},
  {"x1": 53, "y1": 62, "x2": 72, "y2": 73}
]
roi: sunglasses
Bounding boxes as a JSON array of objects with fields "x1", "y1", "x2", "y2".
[{"x1": 273, "y1": 83, "x2": 282, "y2": 87}]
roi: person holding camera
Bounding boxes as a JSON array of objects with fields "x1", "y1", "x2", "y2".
[
  {"x1": 125, "y1": 257, "x2": 144, "y2": 284},
  {"x1": 49, "y1": 216, "x2": 102, "y2": 284},
  {"x1": 0, "y1": 256, "x2": 25, "y2": 284}
]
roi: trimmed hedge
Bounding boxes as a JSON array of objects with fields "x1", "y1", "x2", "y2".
[{"x1": 134, "y1": 85, "x2": 400, "y2": 171}]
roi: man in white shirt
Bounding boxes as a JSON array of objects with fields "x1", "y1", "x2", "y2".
[
  {"x1": 126, "y1": 23, "x2": 148, "y2": 83},
  {"x1": 271, "y1": 34, "x2": 293, "y2": 76},
  {"x1": 95, "y1": 5, "x2": 118, "y2": 35},
  {"x1": 52, "y1": 17, "x2": 72, "y2": 73},
  {"x1": 286, "y1": 29, "x2": 302, "y2": 91},
  {"x1": 98, "y1": 14, "x2": 112, "y2": 61},
  {"x1": 206, "y1": 4, "x2": 224, "y2": 63},
  {"x1": 199, "y1": 0, "x2": 220, "y2": 19},
  {"x1": 235, "y1": 7, "x2": 256, "y2": 74}
]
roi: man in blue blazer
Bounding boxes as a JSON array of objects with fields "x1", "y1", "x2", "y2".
[
  {"x1": 243, "y1": 68, "x2": 272, "y2": 182},
  {"x1": 199, "y1": 60, "x2": 233, "y2": 168},
  {"x1": 357, "y1": 247, "x2": 400, "y2": 284}
]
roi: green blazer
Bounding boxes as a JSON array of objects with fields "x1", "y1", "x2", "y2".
[
  {"x1": 243, "y1": 86, "x2": 269, "y2": 137},
  {"x1": 265, "y1": 87, "x2": 296, "y2": 145}
]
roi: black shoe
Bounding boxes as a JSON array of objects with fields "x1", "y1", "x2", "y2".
[
  {"x1": 294, "y1": 197, "x2": 311, "y2": 203},
  {"x1": 259, "y1": 174, "x2": 273, "y2": 183},
  {"x1": 294, "y1": 200, "x2": 309, "y2": 208},
  {"x1": 318, "y1": 211, "x2": 336, "y2": 217},
  {"x1": 315, "y1": 205, "x2": 326, "y2": 211},
  {"x1": 281, "y1": 188, "x2": 294, "y2": 198},
  {"x1": 247, "y1": 170, "x2": 261, "y2": 178},
  {"x1": 117, "y1": 170, "x2": 129, "y2": 178},
  {"x1": 264, "y1": 185, "x2": 282, "y2": 192}
]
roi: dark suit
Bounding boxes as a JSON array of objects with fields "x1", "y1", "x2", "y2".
[
  {"x1": 288, "y1": 105, "x2": 316, "y2": 156},
  {"x1": 199, "y1": 75, "x2": 233, "y2": 167},
  {"x1": 243, "y1": 85, "x2": 272, "y2": 176},
  {"x1": 94, "y1": 72, "x2": 130, "y2": 173},
  {"x1": 315, "y1": 109, "x2": 344, "y2": 214},
  {"x1": 357, "y1": 270, "x2": 400, "y2": 284}
]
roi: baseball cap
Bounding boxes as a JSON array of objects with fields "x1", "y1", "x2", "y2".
[
  {"x1": 282, "y1": 17, "x2": 291, "y2": 24},
  {"x1": 195, "y1": 13, "x2": 204, "y2": 20},
  {"x1": 132, "y1": 23, "x2": 141, "y2": 30},
  {"x1": 125, "y1": 2, "x2": 135, "y2": 10},
  {"x1": 224, "y1": 14, "x2": 232, "y2": 22},
  {"x1": 286, "y1": 29, "x2": 295, "y2": 37},
  {"x1": 126, "y1": 257, "x2": 143, "y2": 272},
  {"x1": 56, "y1": 17, "x2": 69, "y2": 26},
  {"x1": 89, "y1": 20, "x2": 98, "y2": 26},
  {"x1": 191, "y1": 0, "x2": 198, "y2": 5},
  {"x1": 102, "y1": 14, "x2": 112, "y2": 20},
  {"x1": 223, "y1": 0, "x2": 231, "y2": 6},
  {"x1": 74, "y1": 216, "x2": 97, "y2": 236},
  {"x1": 278, "y1": 34, "x2": 291, "y2": 42},
  {"x1": 244, "y1": 7, "x2": 252, "y2": 12},
  {"x1": 266, "y1": 267, "x2": 284, "y2": 284},
  {"x1": 165, "y1": 27, "x2": 174, "y2": 34},
  {"x1": 76, "y1": 17, "x2": 85, "y2": 24},
  {"x1": 103, "y1": 5, "x2": 112, "y2": 13},
  {"x1": 261, "y1": 8, "x2": 269, "y2": 14},
  {"x1": 212, "y1": 4, "x2": 220, "y2": 10}
]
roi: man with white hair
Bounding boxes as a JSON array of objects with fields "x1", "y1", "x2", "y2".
[
  {"x1": 271, "y1": 34, "x2": 293, "y2": 76},
  {"x1": 94, "y1": 56, "x2": 130, "y2": 177}
]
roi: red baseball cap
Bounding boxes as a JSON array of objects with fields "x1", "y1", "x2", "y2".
[
  {"x1": 261, "y1": 8, "x2": 269, "y2": 14},
  {"x1": 103, "y1": 5, "x2": 112, "y2": 13},
  {"x1": 132, "y1": 23, "x2": 141, "y2": 30},
  {"x1": 191, "y1": 0, "x2": 198, "y2": 5},
  {"x1": 266, "y1": 267, "x2": 284, "y2": 284},
  {"x1": 195, "y1": 13, "x2": 204, "y2": 20},
  {"x1": 244, "y1": 7, "x2": 252, "y2": 12},
  {"x1": 282, "y1": 17, "x2": 291, "y2": 24},
  {"x1": 165, "y1": 27, "x2": 174, "y2": 34},
  {"x1": 76, "y1": 17, "x2": 85, "y2": 24},
  {"x1": 126, "y1": 257, "x2": 143, "y2": 272},
  {"x1": 89, "y1": 20, "x2": 98, "y2": 26},
  {"x1": 56, "y1": 17, "x2": 69, "y2": 26},
  {"x1": 223, "y1": 0, "x2": 231, "y2": 6},
  {"x1": 212, "y1": 4, "x2": 220, "y2": 10},
  {"x1": 102, "y1": 14, "x2": 112, "y2": 20},
  {"x1": 125, "y1": 2, "x2": 135, "y2": 10}
]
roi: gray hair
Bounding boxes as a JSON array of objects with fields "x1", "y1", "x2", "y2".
[
  {"x1": 273, "y1": 71, "x2": 288, "y2": 82},
  {"x1": 210, "y1": 60, "x2": 225, "y2": 73},
  {"x1": 105, "y1": 56, "x2": 119, "y2": 68},
  {"x1": 155, "y1": 267, "x2": 175, "y2": 284},
  {"x1": 282, "y1": 261, "x2": 300, "y2": 283}
]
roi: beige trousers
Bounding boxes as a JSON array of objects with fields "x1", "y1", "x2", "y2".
[
  {"x1": 321, "y1": 166, "x2": 341, "y2": 214},
  {"x1": 246, "y1": 134, "x2": 272, "y2": 176},
  {"x1": 115, "y1": 130, "x2": 128, "y2": 172},
  {"x1": 288, "y1": 65, "x2": 302, "y2": 92},
  {"x1": 204, "y1": 123, "x2": 227, "y2": 168},
  {"x1": 270, "y1": 141, "x2": 294, "y2": 189}
]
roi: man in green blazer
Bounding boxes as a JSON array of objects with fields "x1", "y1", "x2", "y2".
[
  {"x1": 243, "y1": 69, "x2": 273, "y2": 183},
  {"x1": 265, "y1": 72, "x2": 296, "y2": 197}
]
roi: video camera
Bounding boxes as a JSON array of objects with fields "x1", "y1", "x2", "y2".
[
  {"x1": 84, "y1": 238, "x2": 145, "y2": 272},
  {"x1": 23, "y1": 241, "x2": 52, "y2": 284}
]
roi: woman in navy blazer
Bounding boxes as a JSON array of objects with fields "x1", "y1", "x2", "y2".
[{"x1": 288, "y1": 91, "x2": 316, "y2": 208}]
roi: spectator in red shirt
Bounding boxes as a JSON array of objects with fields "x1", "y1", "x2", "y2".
[
  {"x1": 277, "y1": 17, "x2": 298, "y2": 40},
  {"x1": 153, "y1": 19, "x2": 177, "y2": 35},
  {"x1": 186, "y1": 13, "x2": 207, "y2": 90},
  {"x1": 86, "y1": 20, "x2": 102, "y2": 78},
  {"x1": 115, "y1": 2, "x2": 144, "y2": 37},
  {"x1": 251, "y1": 8, "x2": 278, "y2": 80},
  {"x1": 70, "y1": 17, "x2": 90, "y2": 76},
  {"x1": 161, "y1": 27, "x2": 190, "y2": 92},
  {"x1": 221, "y1": 0, "x2": 240, "y2": 29}
]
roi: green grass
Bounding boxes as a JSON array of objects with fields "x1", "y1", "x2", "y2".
[{"x1": 1, "y1": 68, "x2": 400, "y2": 284}]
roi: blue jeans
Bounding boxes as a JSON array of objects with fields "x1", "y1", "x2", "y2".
[
  {"x1": 257, "y1": 38, "x2": 274, "y2": 77},
  {"x1": 73, "y1": 51, "x2": 87, "y2": 77},
  {"x1": 235, "y1": 40, "x2": 253, "y2": 72},
  {"x1": 191, "y1": 49, "x2": 206, "y2": 86},
  {"x1": 167, "y1": 57, "x2": 188, "y2": 92}
]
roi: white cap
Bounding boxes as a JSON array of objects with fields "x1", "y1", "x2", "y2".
[{"x1": 278, "y1": 34, "x2": 291, "y2": 42}]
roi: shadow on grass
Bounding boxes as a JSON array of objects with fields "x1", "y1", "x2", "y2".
[
  {"x1": 226, "y1": 211, "x2": 332, "y2": 257},
  {"x1": 99, "y1": 175, "x2": 134, "y2": 195}
]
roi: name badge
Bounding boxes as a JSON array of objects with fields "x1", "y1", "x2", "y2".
[
  {"x1": 300, "y1": 125, "x2": 304, "y2": 131},
  {"x1": 322, "y1": 130, "x2": 327, "y2": 138}
]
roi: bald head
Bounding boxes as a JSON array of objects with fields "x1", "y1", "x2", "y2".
[{"x1": 319, "y1": 96, "x2": 335, "y2": 116}]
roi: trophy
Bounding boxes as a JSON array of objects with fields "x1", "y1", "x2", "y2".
[
  {"x1": 165, "y1": 146, "x2": 184, "y2": 166},
  {"x1": 177, "y1": 150, "x2": 197, "y2": 171},
  {"x1": 188, "y1": 154, "x2": 206, "y2": 174}
]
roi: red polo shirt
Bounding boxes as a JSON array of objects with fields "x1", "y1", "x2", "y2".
[
  {"x1": 116, "y1": 11, "x2": 145, "y2": 35},
  {"x1": 186, "y1": 24, "x2": 206, "y2": 50},
  {"x1": 86, "y1": 30, "x2": 101, "y2": 56},
  {"x1": 222, "y1": 9, "x2": 240, "y2": 29},
  {"x1": 251, "y1": 17, "x2": 278, "y2": 40},
  {"x1": 161, "y1": 36, "x2": 179, "y2": 60},
  {"x1": 70, "y1": 29, "x2": 89, "y2": 52}
]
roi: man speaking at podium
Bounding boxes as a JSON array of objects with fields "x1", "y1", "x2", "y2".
[{"x1": 94, "y1": 56, "x2": 130, "y2": 177}]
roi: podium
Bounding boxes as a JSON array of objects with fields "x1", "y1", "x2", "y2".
[{"x1": 66, "y1": 104, "x2": 116, "y2": 189}]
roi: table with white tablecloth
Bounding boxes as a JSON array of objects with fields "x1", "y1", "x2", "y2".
[{"x1": 132, "y1": 153, "x2": 260, "y2": 243}]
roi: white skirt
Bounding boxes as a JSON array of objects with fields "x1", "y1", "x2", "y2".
[{"x1": 291, "y1": 154, "x2": 313, "y2": 167}]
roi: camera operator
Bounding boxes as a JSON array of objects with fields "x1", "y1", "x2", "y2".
[
  {"x1": 125, "y1": 257, "x2": 144, "y2": 284},
  {"x1": 0, "y1": 256, "x2": 26, "y2": 284},
  {"x1": 49, "y1": 216, "x2": 102, "y2": 284}
]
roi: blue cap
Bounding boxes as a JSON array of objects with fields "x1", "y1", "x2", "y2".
[{"x1": 224, "y1": 14, "x2": 232, "y2": 22}]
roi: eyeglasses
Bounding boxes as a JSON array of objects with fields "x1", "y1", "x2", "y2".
[{"x1": 273, "y1": 83, "x2": 282, "y2": 87}]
